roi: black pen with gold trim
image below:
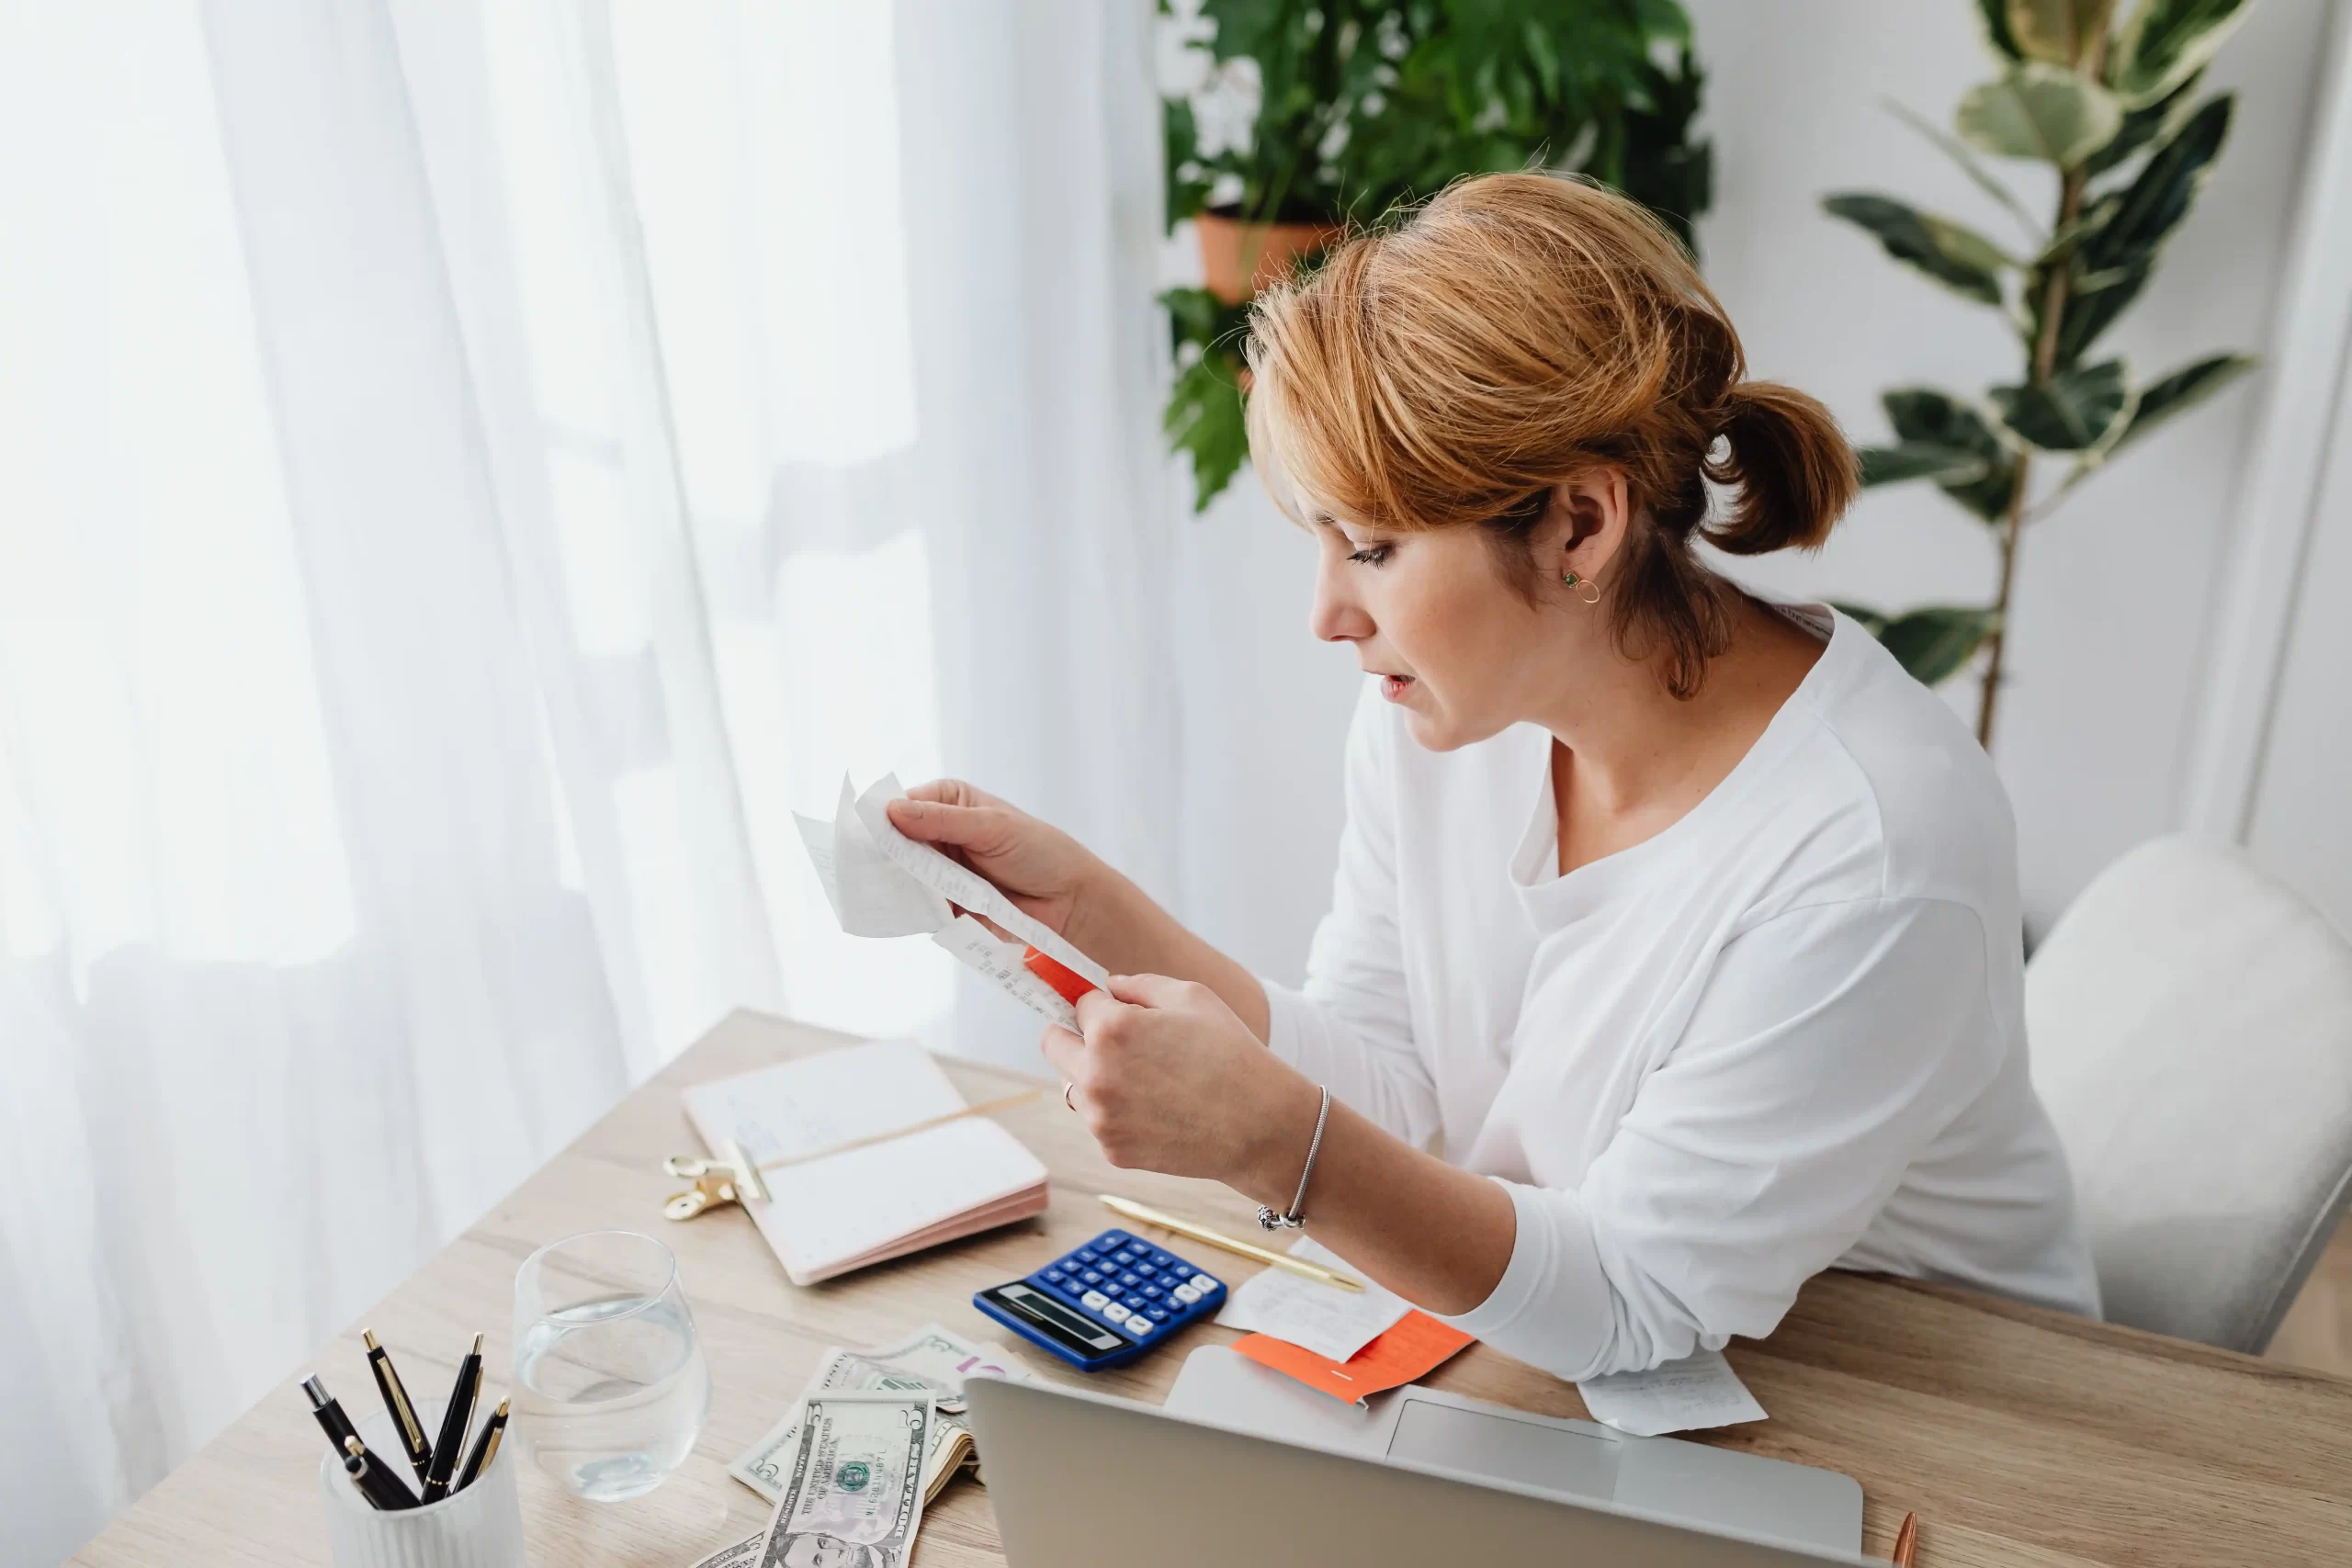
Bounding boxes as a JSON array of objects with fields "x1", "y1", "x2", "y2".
[
  {"x1": 364, "y1": 1328, "x2": 435, "y2": 1487},
  {"x1": 343, "y1": 1436, "x2": 419, "y2": 1511},
  {"x1": 453, "y1": 1397, "x2": 509, "y2": 1493},
  {"x1": 421, "y1": 1333, "x2": 484, "y2": 1503}
]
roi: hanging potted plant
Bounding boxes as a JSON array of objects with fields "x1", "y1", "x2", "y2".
[{"x1": 1160, "y1": 0, "x2": 1713, "y2": 510}]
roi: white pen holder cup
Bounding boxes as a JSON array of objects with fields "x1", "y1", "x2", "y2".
[{"x1": 319, "y1": 1402, "x2": 527, "y2": 1568}]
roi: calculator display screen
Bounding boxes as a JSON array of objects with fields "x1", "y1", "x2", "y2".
[{"x1": 982, "y1": 1283, "x2": 1128, "y2": 1360}]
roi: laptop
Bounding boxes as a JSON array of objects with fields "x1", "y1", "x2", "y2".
[{"x1": 967, "y1": 1348, "x2": 1868, "y2": 1567}]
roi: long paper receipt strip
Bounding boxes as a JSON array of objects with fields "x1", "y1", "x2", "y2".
[{"x1": 797, "y1": 774, "x2": 1109, "y2": 1027}]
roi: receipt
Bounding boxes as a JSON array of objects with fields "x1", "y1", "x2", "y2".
[
  {"x1": 1575, "y1": 1349, "x2": 1767, "y2": 1437},
  {"x1": 1214, "y1": 1235, "x2": 1411, "y2": 1362},
  {"x1": 797, "y1": 773, "x2": 1109, "y2": 1029}
]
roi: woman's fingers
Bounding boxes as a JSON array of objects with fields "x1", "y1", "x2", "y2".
[
  {"x1": 1038, "y1": 1022, "x2": 1086, "y2": 1081},
  {"x1": 1104, "y1": 971, "x2": 1202, "y2": 1010},
  {"x1": 885, "y1": 794, "x2": 1001, "y2": 850},
  {"x1": 902, "y1": 777, "x2": 985, "y2": 807}
]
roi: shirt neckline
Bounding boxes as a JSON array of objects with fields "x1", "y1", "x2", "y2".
[{"x1": 1508, "y1": 602, "x2": 1844, "y2": 924}]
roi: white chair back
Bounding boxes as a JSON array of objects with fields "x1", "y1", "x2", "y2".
[{"x1": 2027, "y1": 835, "x2": 2352, "y2": 1352}]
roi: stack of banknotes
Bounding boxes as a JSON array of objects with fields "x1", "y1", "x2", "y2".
[{"x1": 690, "y1": 1325, "x2": 1034, "y2": 1568}]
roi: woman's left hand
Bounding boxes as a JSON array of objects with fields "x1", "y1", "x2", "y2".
[{"x1": 1041, "y1": 974, "x2": 1321, "y2": 1187}]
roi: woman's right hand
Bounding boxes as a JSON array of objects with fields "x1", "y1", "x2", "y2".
[{"x1": 884, "y1": 780, "x2": 1106, "y2": 944}]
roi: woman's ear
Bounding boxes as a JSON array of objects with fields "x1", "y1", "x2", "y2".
[{"x1": 1548, "y1": 469, "x2": 1632, "y2": 581}]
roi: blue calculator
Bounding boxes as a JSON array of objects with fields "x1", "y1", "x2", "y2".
[{"x1": 973, "y1": 1229, "x2": 1227, "y2": 1371}]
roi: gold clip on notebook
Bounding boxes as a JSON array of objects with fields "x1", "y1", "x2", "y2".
[{"x1": 680, "y1": 1039, "x2": 1050, "y2": 1286}]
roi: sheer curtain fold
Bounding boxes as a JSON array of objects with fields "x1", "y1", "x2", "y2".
[{"x1": 0, "y1": 1, "x2": 1181, "y2": 1562}]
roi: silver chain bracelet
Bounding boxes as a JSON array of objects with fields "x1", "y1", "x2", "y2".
[{"x1": 1258, "y1": 1084, "x2": 1331, "y2": 1230}]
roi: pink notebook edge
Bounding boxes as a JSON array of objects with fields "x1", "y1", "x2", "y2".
[{"x1": 680, "y1": 1052, "x2": 1052, "y2": 1287}]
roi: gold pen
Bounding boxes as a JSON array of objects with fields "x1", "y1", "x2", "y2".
[{"x1": 1100, "y1": 1195, "x2": 1365, "y2": 1292}]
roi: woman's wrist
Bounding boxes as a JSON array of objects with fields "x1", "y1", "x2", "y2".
[{"x1": 1228, "y1": 1066, "x2": 1329, "y2": 1207}]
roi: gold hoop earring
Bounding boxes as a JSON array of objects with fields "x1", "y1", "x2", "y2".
[{"x1": 1561, "y1": 570, "x2": 1601, "y2": 606}]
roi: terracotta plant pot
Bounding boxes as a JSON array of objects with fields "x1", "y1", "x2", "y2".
[{"x1": 1195, "y1": 209, "x2": 1342, "y2": 307}]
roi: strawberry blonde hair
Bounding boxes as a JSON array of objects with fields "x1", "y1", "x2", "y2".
[{"x1": 1244, "y1": 172, "x2": 1858, "y2": 699}]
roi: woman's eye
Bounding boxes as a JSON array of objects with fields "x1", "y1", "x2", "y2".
[{"x1": 1347, "y1": 544, "x2": 1392, "y2": 567}]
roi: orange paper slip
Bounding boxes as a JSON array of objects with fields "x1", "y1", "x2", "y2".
[{"x1": 1235, "y1": 1310, "x2": 1474, "y2": 1404}]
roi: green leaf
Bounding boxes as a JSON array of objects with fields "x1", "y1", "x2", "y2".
[
  {"x1": 1859, "y1": 442, "x2": 1996, "y2": 486},
  {"x1": 1164, "y1": 351, "x2": 1250, "y2": 512},
  {"x1": 1884, "y1": 97, "x2": 2042, "y2": 238},
  {"x1": 2007, "y1": 0, "x2": 2120, "y2": 65},
  {"x1": 1876, "y1": 605, "x2": 2005, "y2": 685},
  {"x1": 2035, "y1": 92, "x2": 2231, "y2": 366},
  {"x1": 2108, "y1": 352, "x2": 2256, "y2": 453},
  {"x1": 1957, "y1": 62, "x2": 2125, "y2": 166},
  {"x1": 1822, "y1": 194, "x2": 2015, "y2": 304},
  {"x1": 1882, "y1": 387, "x2": 2021, "y2": 521},
  {"x1": 2085, "y1": 71, "x2": 2203, "y2": 177},
  {"x1": 1976, "y1": 0, "x2": 2025, "y2": 58},
  {"x1": 2109, "y1": 0, "x2": 2251, "y2": 107},
  {"x1": 1991, "y1": 358, "x2": 2132, "y2": 449},
  {"x1": 2080, "y1": 94, "x2": 2231, "y2": 270}
]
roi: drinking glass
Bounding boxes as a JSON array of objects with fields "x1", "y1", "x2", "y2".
[{"x1": 511, "y1": 1230, "x2": 710, "y2": 1502}]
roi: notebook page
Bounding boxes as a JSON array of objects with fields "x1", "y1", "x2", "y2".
[
  {"x1": 761, "y1": 1117, "x2": 1048, "y2": 1277},
  {"x1": 691, "y1": 1040, "x2": 966, "y2": 1164}
]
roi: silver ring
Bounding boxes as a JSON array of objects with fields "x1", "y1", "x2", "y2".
[{"x1": 1063, "y1": 1081, "x2": 1078, "y2": 1112}]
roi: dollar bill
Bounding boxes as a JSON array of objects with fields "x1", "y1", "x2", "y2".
[
  {"x1": 729, "y1": 1325, "x2": 1031, "y2": 1505},
  {"x1": 685, "y1": 1534, "x2": 763, "y2": 1568},
  {"x1": 754, "y1": 1392, "x2": 931, "y2": 1568}
]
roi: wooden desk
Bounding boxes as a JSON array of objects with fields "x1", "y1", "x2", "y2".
[{"x1": 74, "y1": 1010, "x2": 2352, "y2": 1568}]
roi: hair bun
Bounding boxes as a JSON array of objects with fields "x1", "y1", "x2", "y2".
[{"x1": 1701, "y1": 382, "x2": 1860, "y2": 556}]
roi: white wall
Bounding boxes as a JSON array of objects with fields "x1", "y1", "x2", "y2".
[{"x1": 1169, "y1": 0, "x2": 2340, "y2": 979}]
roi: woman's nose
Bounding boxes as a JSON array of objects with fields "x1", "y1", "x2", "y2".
[{"x1": 1310, "y1": 556, "x2": 1374, "y2": 644}]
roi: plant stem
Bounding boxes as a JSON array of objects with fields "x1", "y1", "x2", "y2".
[{"x1": 1977, "y1": 161, "x2": 2088, "y2": 749}]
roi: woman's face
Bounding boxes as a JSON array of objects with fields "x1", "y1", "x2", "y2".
[{"x1": 1308, "y1": 499, "x2": 1599, "y2": 752}]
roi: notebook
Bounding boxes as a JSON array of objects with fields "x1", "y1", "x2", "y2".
[{"x1": 682, "y1": 1040, "x2": 1050, "y2": 1285}]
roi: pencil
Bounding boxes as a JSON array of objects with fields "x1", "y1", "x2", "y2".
[
  {"x1": 1099, "y1": 1194, "x2": 1366, "y2": 1292},
  {"x1": 1892, "y1": 1510, "x2": 1918, "y2": 1566}
]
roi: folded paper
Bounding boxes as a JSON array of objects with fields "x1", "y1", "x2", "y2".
[
  {"x1": 797, "y1": 773, "x2": 1110, "y2": 1028},
  {"x1": 1575, "y1": 1348, "x2": 1767, "y2": 1437}
]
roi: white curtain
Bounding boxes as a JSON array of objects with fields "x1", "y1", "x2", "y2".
[{"x1": 0, "y1": 2, "x2": 1179, "y2": 1560}]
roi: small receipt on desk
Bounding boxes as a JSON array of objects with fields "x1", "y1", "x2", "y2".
[{"x1": 1576, "y1": 1349, "x2": 1767, "y2": 1437}]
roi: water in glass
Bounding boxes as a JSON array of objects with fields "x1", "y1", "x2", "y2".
[{"x1": 512, "y1": 1230, "x2": 711, "y2": 1502}]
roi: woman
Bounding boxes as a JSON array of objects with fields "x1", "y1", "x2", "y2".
[{"x1": 888, "y1": 173, "x2": 2099, "y2": 1380}]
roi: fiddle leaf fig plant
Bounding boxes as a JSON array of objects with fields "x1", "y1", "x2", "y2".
[
  {"x1": 1159, "y1": 0, "x2": 1712, "y2": 511},
  {"x1": 1826, "y1": 0, "x2": 2258, "y2": 747}
]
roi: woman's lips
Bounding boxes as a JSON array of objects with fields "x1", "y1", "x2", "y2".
[{"x1": 1380, "y1": 673, "x2": 1416, "y2": 702}]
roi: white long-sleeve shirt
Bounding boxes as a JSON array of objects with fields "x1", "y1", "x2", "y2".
[{"x1": 1262, "y1": 606, "x2": 2098, "y2": 1381}]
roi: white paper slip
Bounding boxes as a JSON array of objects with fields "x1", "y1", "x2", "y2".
[
  {"x1": 795, "y1": 773, "x2": 1110, "y2": 1029},
  {"x1": 1213, "y1": 1235, "x2": 1411, "y2": 1362},
  {"x1": 1575, "y1": 1349, "x2": 1767, "y2": 1438}
]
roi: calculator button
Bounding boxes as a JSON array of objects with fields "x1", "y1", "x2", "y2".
[
  {"x1": 1123, "y1": 1294, "x2": 1148, "y2": 1311},
  {"x1": 1114, "y1": 1271, "x2": 1138, "y2": 1288},
  {"x1": 1102, "y1": 1303, "x2": 1130, "y2": 1323},
  {"x1": 1141, "y1": 1284, "x2": 1163, "y2": 1299},
  {"x1": 1041, "y1": 1268, "x2": 1066, "y2": 1283},
  {"x1": 1078, "y1": 1270, "x2": 1102, "y2": 1287},
  {"x1": 1145, "y1": 1305, "x2": 1170, "y2": 1321},
  {"x1": 1099, "y1": 1232, "x2": 1129, "y2": 1246},
  {"x1": 1124, "y1": 1314, "x2": 1154, "y2": 1336},
  {"x1": 1081, "y1": 1290, "x2": 1109, "y2": 1311},
  {"x1": 1150, "y1": 1252, "x2": 1173, "y2": 1268},
  {"x1": 1078, "y1": 1248, "x2": 1102, "y2": 1262},
  {"x1": 1189, "y1": 1274, "x2": 1218, "y2": 1293},
  {"x1": 1172, "y1": 1284, "x2": 1201, "y2": 1304}
]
